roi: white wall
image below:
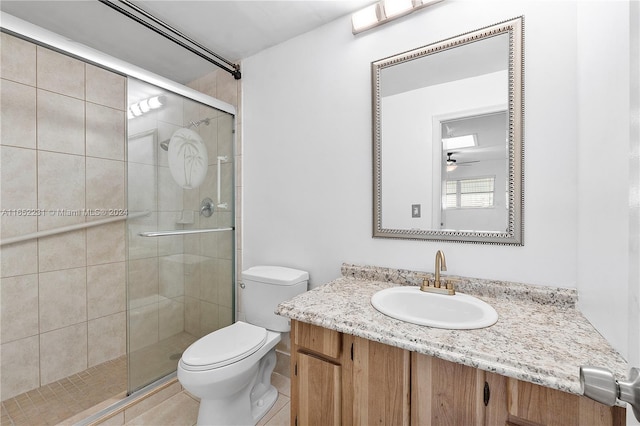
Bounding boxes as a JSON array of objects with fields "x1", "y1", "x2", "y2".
[
  {"x1": 241, "y1": 0, "x2": 640, "y2": 372},
  {"x1": 242, "y1": 0, "x2": 580, "y2": 289},
  {"x1": 576, "y1": 1, "x2": 632, "y2": 364},
  {"x1": 630, "y1": 0, "x2": 640, "y2": 381}
]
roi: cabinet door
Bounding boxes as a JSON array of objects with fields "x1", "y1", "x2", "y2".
[
  {"x1": 344, "y1": 336, "x2": 411, "y2": 426},
  {"x1": 411, "y1": 353, "x2": 485, "y2": 426},
  {"x1": 507, "y1": 379, "x2": 626, "y2": 426},
  {"x1": 485, "y1": 371, "x2": 509, "y2": 425},
  {"x1": 296, "y1": 352, "x2": 342, "y2": 426}
]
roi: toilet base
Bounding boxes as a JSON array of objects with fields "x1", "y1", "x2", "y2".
[
  {"x1": 196, "y1": 386, "x2": 277, "y2": 426},
  {"x1": 195, "y1": 348, "x2": 279, "y2": 426}
]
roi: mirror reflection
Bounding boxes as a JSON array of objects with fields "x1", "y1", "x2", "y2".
[
  {"x1": 439, "y1": 110, "x2": 508, "y2": 232},
  {"x1": 373, "y1": 17, "x2": 523, "y2": 245}
]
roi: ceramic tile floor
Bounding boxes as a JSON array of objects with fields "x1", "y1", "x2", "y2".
[
  {"x1": 1, "y1": 356, "x2": 127, "y2": 426},
  {"x1": 128, "y1": 332, "x2": 198, "y2": 393},
  {"x1": 122, "y1": 373, "x2": 291, "y2": 426},
  {"x1": 1, "y1": 332, "x2": 198, "y2": 426}
]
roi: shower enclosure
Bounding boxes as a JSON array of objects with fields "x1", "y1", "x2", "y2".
[
  {"x1": 0, "y1": 19, "x2": 236, "y2": 424},
  {"x1": 126, "y1": 77, "x2": 236, "y2": 393}
]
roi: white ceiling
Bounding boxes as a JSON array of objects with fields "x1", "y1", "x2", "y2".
[{"x1": 0, "y1": 0, "x2": 373, "y2": 83}]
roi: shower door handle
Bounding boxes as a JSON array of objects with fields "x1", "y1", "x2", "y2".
[
  {"x1": 580, "y1": 366, "x2": 640, "y2": 421},
  {"x1": 138, "y1": 227, "x2": 234, "y2": 237}
]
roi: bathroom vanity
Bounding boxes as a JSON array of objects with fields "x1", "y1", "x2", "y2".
[{"x1": 276, "y1": 264, "x2": 628, "y2": 426}]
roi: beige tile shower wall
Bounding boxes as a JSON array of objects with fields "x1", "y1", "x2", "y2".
[
  {"x1": 0, "y1": 33, "x2": 127, "y2": 400},
  {"x1": 186, "y1": 68, "x2": 241, "y2": 332}
]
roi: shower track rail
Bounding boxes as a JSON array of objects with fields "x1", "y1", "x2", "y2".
[
  {"x1": 138, "y1": 227, "x2": 234, "y2": 237},
  {"x1": 0, "y1": 210, "x2": 150, "y2": 247},
  {"x1": 97, "y1": 0, "x2": 241, "y2": 79}
]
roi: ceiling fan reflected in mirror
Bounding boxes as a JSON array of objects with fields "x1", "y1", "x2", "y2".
[{"x1": 446, "y1": 152, "x2": 479, "y2": 172}]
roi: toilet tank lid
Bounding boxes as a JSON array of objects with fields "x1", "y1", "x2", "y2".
[{"x1": 242, "y1": 266, "x2": 309, "y2": 286}]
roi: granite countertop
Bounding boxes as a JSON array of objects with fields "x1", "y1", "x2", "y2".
[{"x1": 276, "y1": 263, "x2": 629, "y2": 398}]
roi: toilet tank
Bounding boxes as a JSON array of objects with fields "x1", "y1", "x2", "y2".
[{"x1": 241, "y1": 266, "x2": 308, "y2": 332}]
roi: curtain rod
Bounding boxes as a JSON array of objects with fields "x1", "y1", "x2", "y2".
[{"x1": 97, "y1": 0, "x2": 241, "y2": 80}]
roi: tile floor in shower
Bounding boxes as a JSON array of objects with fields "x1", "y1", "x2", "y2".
[{"x1": 1, "y1": 332, "x2": 198, "y2": 426}]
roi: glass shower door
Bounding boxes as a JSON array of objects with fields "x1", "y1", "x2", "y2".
[{"x1": 126, "y1": 77, "x2": 235, "y2": 393}]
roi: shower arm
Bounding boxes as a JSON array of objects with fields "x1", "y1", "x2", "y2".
[{"x1": 97, "y1": 0, "x2": 241, "y2": 80}]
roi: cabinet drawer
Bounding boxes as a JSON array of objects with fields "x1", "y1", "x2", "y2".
[{"x1": 292, "y1": 320, "x2": 342, "y2": 359}]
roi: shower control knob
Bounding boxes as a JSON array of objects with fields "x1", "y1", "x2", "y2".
[{"x1": 200, "y1": 198, "x2": 214, "y2": 217}]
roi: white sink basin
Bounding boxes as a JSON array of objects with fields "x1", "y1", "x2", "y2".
[{"x1": 370, "y1": 286, "x2": 498, "y2": 330}]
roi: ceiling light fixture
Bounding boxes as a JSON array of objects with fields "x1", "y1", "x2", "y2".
[
  {"x1": 351, "y1": 3, "x2": 381, "y2": 34},
  {"x1": 382, "y1": 0, "x2": 414, "y2": 19},
  {"x1": 127, "y1": 95, "x2": 166, "y2": 119},
  {"x1": 352, "y1": 0, "x2": 443, "y2": 35}
]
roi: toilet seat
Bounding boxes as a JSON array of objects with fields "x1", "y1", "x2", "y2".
[{"x1": 180, "y1": 322, "x2": 268, "y2": 371}]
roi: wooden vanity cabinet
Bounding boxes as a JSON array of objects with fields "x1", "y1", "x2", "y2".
[
  {"x1": 291, "y1": 320, "x2": 410, "y2": 426},
  {"x1": 410, "y1": 352, "x2": 625, "y2": 426},
  {"x1": 291, "y1": 321, "x2": 624, "y2": 426}
]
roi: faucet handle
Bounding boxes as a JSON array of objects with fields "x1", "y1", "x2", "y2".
[
  {"x1": 445, "y1": 278, "x2": 454, "y2": 288},
  {"x1": 445, "y1": 278, "x2": 458, "y2": 295},
  {"x1": 421, "y1": 277, "x2": 433, "y2": 291}
]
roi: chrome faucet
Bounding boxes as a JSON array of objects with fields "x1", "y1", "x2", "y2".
[{"x1": 421, "y1": 250, "x2": 456, "y2": 295}]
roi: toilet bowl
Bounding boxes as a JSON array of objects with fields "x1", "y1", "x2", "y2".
[
  {"x1": 177, "y1": 266, "x2": 308, "y2": 426},
  {"x1": 178, "y1": 322, "x2": 281, "y2": 425}
]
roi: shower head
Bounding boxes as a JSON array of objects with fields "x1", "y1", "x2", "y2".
[
  {"x1": 189, "y1": 118, "x2": 211, "y2": 128},
  {"x1": 159, "y1": 117, "x2": 211, "y2": 151}
]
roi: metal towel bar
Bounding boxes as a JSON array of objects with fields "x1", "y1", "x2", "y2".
[
  {"x1": 138, "y1": 227, "x2": 234, "y2": 237},
  {"x1": 0, "y1": 210, "x2": 150, "y2": 247}
]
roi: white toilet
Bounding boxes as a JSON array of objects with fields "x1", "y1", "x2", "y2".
[{"x1": 177, "y1": 266, "x2": 308, "y2": 426}]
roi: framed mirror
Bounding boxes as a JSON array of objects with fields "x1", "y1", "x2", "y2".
[{"x1": 372, "y1": 17, "x2": 524, "y2": 245}]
